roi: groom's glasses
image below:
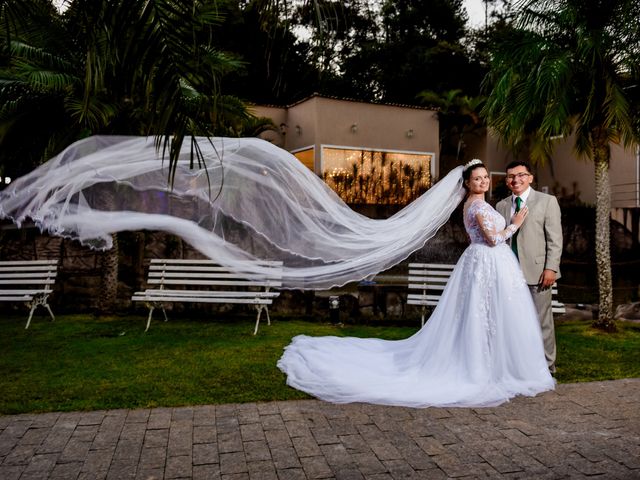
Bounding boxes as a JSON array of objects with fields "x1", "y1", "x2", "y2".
[{"x1": 506, "y1": 173, "x2": 531, "y2": 181}]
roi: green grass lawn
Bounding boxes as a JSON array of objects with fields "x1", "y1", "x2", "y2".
[{"x1": 1, "y1": 313, "x2": 638, "y2": 415}]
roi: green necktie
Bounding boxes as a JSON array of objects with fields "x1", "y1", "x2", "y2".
[{"x1": 511, "y1": 197, "x2": 522, "y2": 258}]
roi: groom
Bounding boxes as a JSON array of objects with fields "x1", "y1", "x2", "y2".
[{"x1": 496, "y1": 160, "x2": 563, "y2": 374}]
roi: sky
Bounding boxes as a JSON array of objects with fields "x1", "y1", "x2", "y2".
[
  {"x1": 52, "y1": 0, "x2": 490, "y2": 30},
  {"x1": 464, "y1": 0, "x2": 488, "y2": 29}
]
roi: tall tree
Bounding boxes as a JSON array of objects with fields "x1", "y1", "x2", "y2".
[
  {"x1": 418, "y1": 89, "x2": 485, "y2": 172},
  {"x1": 292, "y1": 0, "x2": 379, "y2": 99},
  {"x1": 237, "y1": 0, "x2": 485, "y2": 104},
  {"x1": 372, "y1": 0, "x2": 479, "y2": 103},
  {"x1": 213, "y1": 0, "x2": 321, "y2": 104},
  {"x1": 482, "y1": 0, "x2": 640, "y2": 331}
]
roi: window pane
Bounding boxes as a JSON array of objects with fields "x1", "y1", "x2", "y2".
[
  {"x1": 293, "y1": 148, "x2": 314, "y2": 171},
  {"x1": 322, "y1": 147, "x2": 431, "y2": 205}
]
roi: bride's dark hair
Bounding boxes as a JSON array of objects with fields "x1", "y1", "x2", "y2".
[{"x1": 462, "y1": 159, "x2": 486, "y2": 191}]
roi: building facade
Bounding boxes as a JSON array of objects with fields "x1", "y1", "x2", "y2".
[
  {"x1": 253, "y1": 94, "x2": 639, "y2": 211},
  {"x1": 252, "y1": 95, "x2": 440, "y2": 205}
]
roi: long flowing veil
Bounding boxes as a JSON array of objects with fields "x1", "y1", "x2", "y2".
[{"x1": 0, "y1": 136, "x2": 465, "y2": 289}]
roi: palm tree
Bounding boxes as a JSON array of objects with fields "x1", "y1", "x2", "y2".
[
  {"x1": 0, "y1": 0, "x2": 254, "y2": 313},
  {"x1": 482, "y1": 0, "x2": 640, "y2": 331},
  {"x1": 418, "y1": 89, "x2": 485, "y2": 172},
  {"x1": 1, "y1": 1, "x2": 249, "y2": 174}
]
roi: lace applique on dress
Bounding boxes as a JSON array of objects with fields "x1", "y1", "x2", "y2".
[{"x1": 464, "y1": 199, "x2": 517, "y2": 246}]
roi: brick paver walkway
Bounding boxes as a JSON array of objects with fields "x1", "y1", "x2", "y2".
[{"x1": 0, "y1": 379, "x2": 638, "y2": 479}]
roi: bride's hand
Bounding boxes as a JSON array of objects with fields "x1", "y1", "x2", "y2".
[{"x1": 512, "y1": 206, "x2": 528, "y2": 228}]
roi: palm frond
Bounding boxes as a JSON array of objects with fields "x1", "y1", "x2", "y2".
[
  {"x1": 9, "y1": 41, "x2": 75, "y2": 73},
  {"x1": 66, "y1": 96, "x2": 118, "y2": 131},
  {"x1": 602, "y1": 77, "x2": 635, "y2": 146},
  {"x1": 12, "y1": 61, "x2": 77, "y2": 92},
  {"x1": 484, "y1": 0, "x2": 640, "y2": 164}
]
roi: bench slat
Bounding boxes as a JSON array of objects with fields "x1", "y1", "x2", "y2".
[
  {"x1": 0, "y1": 279, "x2": 56, "y2": 285},
  {"x1": 408, "y1": 284, "x2": 448, "y2": 288},
  {"x1": 409, "y1": 270, "x2": 453, "y2": 277},
  {"x1": 0, "y1": 289, "x2": 52, "y2": 294},
  {"x1": 408, "y1": 283, "x2": 446, "y2": 291},
  {"x1": 407, "y1": 296, "x2": 440, "y2": 303},
  {"x1": 408, "y1": 273, "x2": 451, "y2": 280},
  {"x1": 407, "y1": 293, "x2": 442, "y2": 299},
  {"x1": 0, "y1": 295, "x2": 34, "y2": 301},
  {"x1": 149, "y1": 259, "x2": 282, "y2": 266},
  {"x1": 0, "y1": 260, "x2": 58, "y2": 266},
  {"x1": 132, "y1": 295, "x2": 274, "y2": 305},
  {"x1": 135, "y1": 290, "x2": 279, "y2": 298},
  {"x1": 408, "y1": 263, "x2": 456, "y2": 269},
  {"x1": 148, "y1": 271, "x2": 279, "y2": 280},
  {"x1": 0, "y1": 279, "x2": 56, "y2": 284},
  {"x1": 148, "y1": 265, "x2": 281, "y2": 273},
  {"x1": 146, "y1": 279, "x2": 282, "y2": 288},
  {"x1": 0, "y1": 267, "x2": 58, "y2": 273},
  {"x1": 0, "y1": 273, "x2": 57, "y2": 279}
]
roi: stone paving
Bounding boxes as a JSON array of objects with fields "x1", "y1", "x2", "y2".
[{"x1": 0, "y1": 379, "x2": 638, "y2": 480}]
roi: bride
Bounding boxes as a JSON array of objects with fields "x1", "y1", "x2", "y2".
[{"x1": 277, "y1": 159, "x2": 555, "y2": 408}]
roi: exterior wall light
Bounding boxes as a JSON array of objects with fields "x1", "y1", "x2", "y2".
[
  {"x1": 329, "y1": 295, "x2": 340, "y2": 324},
  {"x1": 406, "y1": 129, "x2": 414, "y2": 138},
  {"x1": 351, "y1": 123, "x2": 358, "y2": 134}
]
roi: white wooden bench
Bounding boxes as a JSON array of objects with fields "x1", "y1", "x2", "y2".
[
  {"x1": 0, "y1": 259, "x2": 58, "y2": 329},
  {"x1": 132, "y1": 259, "x2": 283, "y2": 334},
  {"x1": 407, "y1": 262, "x2": 566, "y2": 326}
]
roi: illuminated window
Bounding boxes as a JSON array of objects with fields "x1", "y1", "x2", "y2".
[
  {"x1": 321, "y1": 147, "x2": 432, "y2": 205},
  {"x1": 293, "y1": 148, "x2": 315, "y2": 171}
]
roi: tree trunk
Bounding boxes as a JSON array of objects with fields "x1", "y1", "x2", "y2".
[
  {"x1": 592, "y1": 138, "x2": 616, "y2": 332},
  {"x1": 98, "y1": 233, "x2": 119, "y2": 315}
]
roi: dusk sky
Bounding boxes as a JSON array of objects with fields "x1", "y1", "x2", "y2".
[{"x1": 464, "y1": 0, "x2": 487, "y2": 28}]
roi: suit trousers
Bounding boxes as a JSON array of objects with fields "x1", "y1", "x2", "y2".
[{"x1": 529, "y1": 285, "x2": 556, "y2": 373}]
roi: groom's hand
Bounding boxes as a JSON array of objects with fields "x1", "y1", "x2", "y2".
[{"x1": 538, "y1": 269, "x2": 556, "y2": 289}]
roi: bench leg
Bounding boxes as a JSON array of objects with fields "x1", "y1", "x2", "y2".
[
  {"x1": 254, "y1": 306, "x2": 264, "y2": 335},
  {"x1": 421, "y1": 306, "x2": 426, "y2": 327},
  {"x1": 145, "y1": 306, "x2": 155, "y2": 332},
  {"x1": 253, "y1": 304, "x2": 273, "y2": 335},
  {"x1": 25, "y1": 304, "x2": 37, "y2": 329},
  {"x1": 144, "y1": 303, "x2": 167, "y2": 332},
  {"x1": 45, "y1": 303, "x2": 55, "y2": 322},
  {"x1": 25, "y1": 294, "x2": 55, "y2": 329}
]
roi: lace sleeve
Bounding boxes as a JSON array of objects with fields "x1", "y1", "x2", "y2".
[{"x1": 473, "y1": 203, "x2": 518, "y2": 246}]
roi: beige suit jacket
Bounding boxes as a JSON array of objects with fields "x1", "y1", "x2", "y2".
[{"x1": 496, "y1": 189, "x2": 563, "y2": 285}]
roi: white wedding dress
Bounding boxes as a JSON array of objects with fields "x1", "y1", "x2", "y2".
[{"x1": 277, "y1": 199, "x2": 555, "y2": 408}]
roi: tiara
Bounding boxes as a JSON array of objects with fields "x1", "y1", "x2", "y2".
[{"x1": 464, "y1": 158, "x2": 483, "y2": 170}]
